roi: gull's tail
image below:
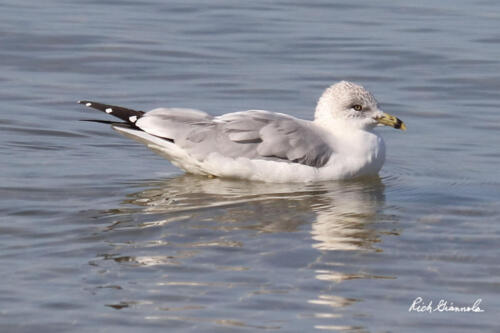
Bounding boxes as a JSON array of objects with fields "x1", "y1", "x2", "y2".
[{"x1": 77, "y1": 100, "x2": 145, "y2": 125}]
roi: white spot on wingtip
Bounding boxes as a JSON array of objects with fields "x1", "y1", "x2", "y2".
[
  {"x1": 85, "y1": 103, "x2": 92, "y2": 107},
  {"x1": 129, "y1": 116, "x2": 138, "y2": 123},
  {"x1": 105, "y1": 108, "x2": 113, "y2": 113}
]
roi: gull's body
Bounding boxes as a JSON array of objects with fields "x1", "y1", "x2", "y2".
[{"x1": 79, "y1": 81, "x2": 405, "y2": 183}]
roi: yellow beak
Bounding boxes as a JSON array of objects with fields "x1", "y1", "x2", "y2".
[{"x1": 375, "y1": 112, "x2": 406, "y2": 130}]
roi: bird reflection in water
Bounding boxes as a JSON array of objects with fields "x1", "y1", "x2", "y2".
[
  {"x1": 116, "y1": 175, "x2": 385, "y2": 239},
  {"x1": 97, "y1": 175, "x2": 396, "y2": 330}
]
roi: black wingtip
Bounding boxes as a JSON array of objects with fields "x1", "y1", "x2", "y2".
[
  {"x1": 80, "y1": 119, "x2": 124, "y2": 125},
  {"x1": 78, "y1": 100, "x2": 99, "y2": 108},
  {"x1": 77, "y1": 100, "x2": 145, "y2": 124}
]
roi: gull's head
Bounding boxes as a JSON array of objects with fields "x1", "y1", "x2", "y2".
[{"x1": 315, "y1": 81, "x2": 406, "y2": 131}]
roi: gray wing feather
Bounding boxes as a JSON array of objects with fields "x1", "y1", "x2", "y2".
[
  {"x1": 252, "y1": 112, "x2": 332, "y2": 166},
  {"x1": 136, "y1": 109, "x2": 333, "y2": 167},
  {"x1": 135, "y1": 108, "x2": 213, "y2": 140}
]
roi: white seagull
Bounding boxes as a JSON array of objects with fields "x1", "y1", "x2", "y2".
[{"x1": 79, "y1": 81, "x2": 405, "y2": 183}]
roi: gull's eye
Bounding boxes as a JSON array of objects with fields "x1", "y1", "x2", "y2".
[{"x1": 352, "y1": 105, "x2": 363, "y2": 111}]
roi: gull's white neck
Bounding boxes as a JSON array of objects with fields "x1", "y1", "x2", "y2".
[{"x1": 312, "y1": 107, "x2": 386, "y2": 178}]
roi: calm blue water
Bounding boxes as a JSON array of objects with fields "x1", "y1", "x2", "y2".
[{"x1": 1, "y1": 1, "x2": 499, "y2": 332}]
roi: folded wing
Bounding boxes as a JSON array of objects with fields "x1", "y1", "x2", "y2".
[{"x1": 136, "y1": 109, "x2": 333, "y2": 168}]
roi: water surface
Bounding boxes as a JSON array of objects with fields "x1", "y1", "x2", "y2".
[{"x1": 1, "y1": 0, "x2": 499, "y2": 332}]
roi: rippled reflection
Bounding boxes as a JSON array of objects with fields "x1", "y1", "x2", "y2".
[
  {"x1": 115, "y1": 174, "x2": 385, "y2": 232},
  {"x1": 95, "y1": 175, "x2": 392, "y2": 330}
]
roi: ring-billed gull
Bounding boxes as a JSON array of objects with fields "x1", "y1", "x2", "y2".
[{"x1": 79, "y1": 81, "x2": 405, "y2": 182}]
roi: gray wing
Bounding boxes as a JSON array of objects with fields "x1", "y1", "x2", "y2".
[{"x1": 136, "y1": 109, "x2": 333, "y2": 168}]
